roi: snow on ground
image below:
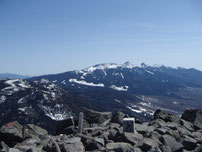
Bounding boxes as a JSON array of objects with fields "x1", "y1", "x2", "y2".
[
  {"x1": 1, "y1": 79, "x2": 31, "y2": 95},
  {"x1": 41, "y1": 105, "x2": 71, "y2": 121},
  {"x1": 127, "y1": 106, "x2": 142, "y2": 113},
  {"x1": 145, "y1": 70, "x2": 154, "y2": 75},
  {"x1": 110, "y1": 85, "x2": 128, "y2": 91},
  {"x1": 114, "y1": 99, "x2": 122, "y2": 103},
  {"x1": 18, "y1": 107, "x2": 27, "y2": 112},
  {"x1": 61, "y1": 80, "x2": 66, "y2": 84},
  {"x1": 46, "y1": 84, "x2": 57, "y2": 90},
  {"x1": 120, "y1": 73, "x2": 124, "y2": 79},
  {"x1": 0, "y1": 95, "x2": 6, "y2": 104},
  {"x1": 69, "y1": 79, "x2": 104, "y2": 87}
]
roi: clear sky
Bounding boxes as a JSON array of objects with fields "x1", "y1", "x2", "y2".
[{"x1": 0, "y1": 0, "x2": 202, "y2": 76}]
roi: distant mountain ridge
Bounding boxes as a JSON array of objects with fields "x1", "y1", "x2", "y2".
[
  {"x1": 28, "y1": 62, "x2": 202, "y2": 121},
  {"x1": 0, "y1": 73, "x2": 30, "y2": 79}
]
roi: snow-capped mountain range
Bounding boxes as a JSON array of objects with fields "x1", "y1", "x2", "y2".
[
  {"x1": 1, "y1": 62, "x2": 202, "y2": 132},
  {"x1": 30, "y1": 62, "x2": 202, "y2": 119}
]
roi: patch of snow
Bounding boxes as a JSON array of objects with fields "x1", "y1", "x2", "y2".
[
  {"x1": 45, "y1": 113, "x2": 68, "y2": 121},
  {"x1": 18, "y1": 107, "x2": 27, "y2": 112},
  {"x1": 41, "y1": 105, "x2": 70, "y2": 121},
  {"x1": 1, "y1": 79, "x2": 30, "y2": 95},
  {"x1": 127, "y1": 106, "x2": 142, "y2": 113},
  {"x1": 69, "y1": 79, "x2": 104, "y2": 87},
  {"x1": 0, "y1": 95, "x2": 6, "y2": 104},
  {"x1": 43, "y1": 94, "x2": 49, "y2": 100},
  {"x1": 145, "y1": 70, "x2": 154, "y2": 75},
  {"x1": 81, "y1": 76, "x2": 85, "y2": 79},
  {"x1": 61, "y1": 80, "x2": 66, "y2": 84},
  {"x1": 18, "y1": 98, "x2": 26, "y2": 104},
  {"x1": 47, "y1": 84, "x2": 56, "y2": 90},
  {"x1": 53, "y1": 80, "x2": 57, "y2": 83},
  {"x1": 122, "y1": 62, "x2": 135, "y2": 69},
  {"x1": 18, "y1": 81, "x2": 31, "y2": 88},
  {"x1": 40, "y1": 79, "x2": 49, "y2": 84},
  {"x1": 110, "y1": 85, "x2": 128, "y2": 91},
  {"x1": 120, "y1": 73, "x2": 124, "y2": 79},
  {"x1": 114, "y1": 99, "x2": 122, "y2": 103}
]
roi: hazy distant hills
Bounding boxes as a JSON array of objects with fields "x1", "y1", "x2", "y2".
[
  {"x1": 0, "y1": 73, "x2": 30, "y2": 79},
  {"x1": 29, "y1": 62, "x2": 202, "y2": 120}
]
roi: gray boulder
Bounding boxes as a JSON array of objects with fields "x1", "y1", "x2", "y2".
[
  {"x1": 112, "y1": 112, "x2": 128, "y2": 125},
  {"x1": 61, "y1": 142, "x2": 84, "y2": 152},
  {"x1": 84, "y1": 108, "x2": 112, "y2": 126},
  {"x1": 106, "y1": 142, "x2": 135, "y2": 152},
  {"x1": 182, "y1": 135, "x2": 198, "y2": 151},
  {"x1": 160, "y1": 145, "x2": 172, "y2": 152},
  {"x1": 139, "y1": 138, "x2": 160, "y2": 152},
  {"x1": 181, "y1": 109, "x2": 202, "y2": 130},
  {"x1": 123, "y1": 132, "x2": 143, "y2": 146},
  {"x1": 23, "y1": 124, "x2": 48, "y2": 140},
  {"x1": 154, "y1": 109, "x2": 180, "y2": 124},
  {"x1": 55, "y1": 118, "x2": 74, "y2": 135},
  {"x1": 160, "y1": 135, "x2": 183, "y2": 152},
  {"x1": 0, "y1": 121, "x2": 23, "y2": 147}
]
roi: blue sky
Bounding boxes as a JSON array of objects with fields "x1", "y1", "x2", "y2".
[{"x1": 0, "y1": 0, "x2": 202, "y2": 76}]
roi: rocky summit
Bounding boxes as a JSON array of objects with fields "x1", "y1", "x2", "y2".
[{"x1": 1, "y1": 109, "x2": 202, "y2": 152}]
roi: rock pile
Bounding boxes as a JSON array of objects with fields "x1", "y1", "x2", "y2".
[{"x1": 0, "y1": 109, "x2": 202, "y2": 152}]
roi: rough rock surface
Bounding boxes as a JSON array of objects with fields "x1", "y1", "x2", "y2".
[
  {"x1": 0, "y1": 109, "x2": 202, "y2": 152},
  {"x1": 181, "y1": 109, "x2": 202, "y2": 130}
]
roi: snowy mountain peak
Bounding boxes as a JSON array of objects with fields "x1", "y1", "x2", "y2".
[
  {"x1": 122, "y1": 61, "x2": 134, "y2": 69},
  {"x1": 81, "y1": 62, "x2": 135, "y2": 73},
  {"x1": 140, "y1": 63, "x2": 149, "y2": 69}
]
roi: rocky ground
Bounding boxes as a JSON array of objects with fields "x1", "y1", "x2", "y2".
[{"x1": 0, "y1": 108, "x2": 202, "y2": 152}]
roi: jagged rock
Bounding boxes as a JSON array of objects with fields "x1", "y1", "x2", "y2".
[
  {"x1": 182, "y1": 135, "x2": 198, "y2": 151},
  {"x1": 60, "y1": 142, "x2": 84, "y2": 152},
  {"x1": 181, "y1": 109, "x2": 202, "y2": 130},
  {"x1": 168, "y1": 130, "x2": 181, "y2": 141},
  {"x1": 148, "y1": 147, "x2": 162, "y2": 152},
  {"x1": 134, "y1": 147, "x2": 142, "y2": 152},
  {"x1": 106, "y1": 142, "x2": 135, "y2": 152},
  {"x1": 159, "y1": 145, "x2": 172, "y2": 152},
  {"x1": 108, "y1": 127, "x2": 123, "y2": 142},
  {"x1": 79, "y1": 134, "x2": 103, "y2": 151},
  {"x1": 0, "y1": 121, "x2": 23, "y2": 147},
  {"x1": 55, "y1": 118, "x2": 74, "y2": 135},
  {"x1": 112, "y1": 112, "x2": 128, "y2": 125},
  {"x1": 180, "y1": 119, "x2": 195, "y2": 132},
  {"x1": 8, "y1": 148, "x2": 22, "y2": 152},
  {"x1": 136, "y1": 124, "x2": 155, "y2": 137},
  {"x1": 94, "y1": 137, "x2": 105, "y2": 146},
  {"x1": 14, "y1": 137, "x2": 49, "y2": 152},
  {"x1": 160, "y1": 135, "x2": 183, "y2": 152},
  {"x1": 42, "y1": 138, "x2": 61, "y2": 152},
  {"x1": 23, "y1": 124, "x2": 48, "y2": 140},
  {"x1": 177, "y1": 126, "x2": 192, "y2": 136},
  {"x1": 154, "y1": 128, "x2": 169, "y2": 135},
  {"x1": 154, "y1": 109, "x2": 180, "y2": 123},
  {"x1": 84, "y1": 108, "x2": 112, "y2": 126},
  {"x1": 196, "y1": 144, "x2": 202, "y2": 152},
  {"x1": 123, "y1": 132, "x2": 143, "y2": 146},
  {"x1": 56, "y1": 126, "x2": 76, "y2": 135},
  {"x1": 139, "y1": 138, "x2": 160, "y2": 152},
  {"x1": 0, "y1": 141, "x2": 9, "y2": 152},
  {"x1": 191, "y1": 131, "x2": 202, "y2": 143}
]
